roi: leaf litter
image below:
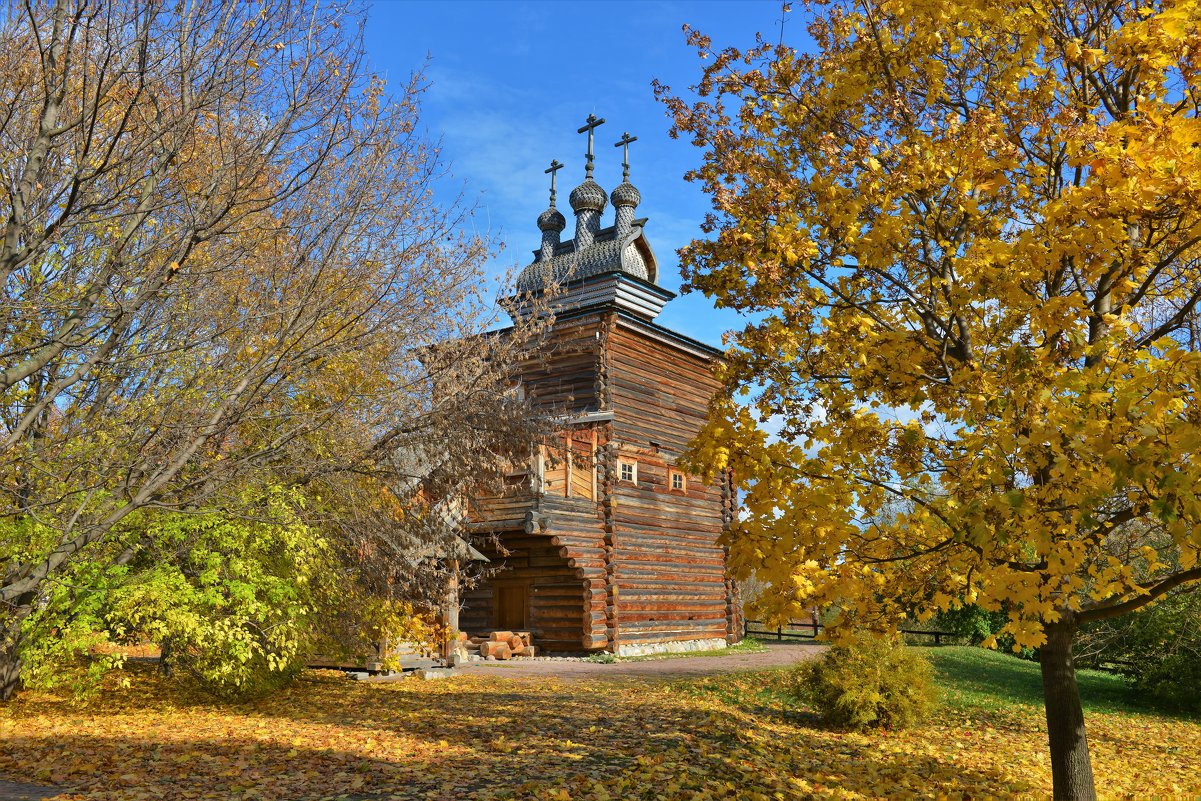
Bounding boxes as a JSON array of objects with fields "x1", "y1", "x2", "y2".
[{"x1": 1, "y1": 666, "x2": 1196, "y2": 799}]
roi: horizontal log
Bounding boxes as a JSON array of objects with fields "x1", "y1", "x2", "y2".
[
  {"x1": 526, "y1": 555, "x2": 574, "y2": 569},
  {"x1": 616, "y1": 535, "x2": 724, "y2": 554},
  {"x1": 550, "y1": 535, "x2": 606, "y2": 551},
  {"x1": 616, "y1": 517, "x2": 724, "y2": 537},
  {"x1": 620, "y1": 610, "x2": 727, "y2": 623},
  {"x1": 614, "y1": 578, "x2": 730, "y2": 592},
  {"x1": 617, "y1": 630, "x2": 729, "y2": 645},
  {"x1": 618, "y1": 616, "x2": 728, "y2": 629},
  {"x1": 618, "y1": 564, "x2": 727, "y2": 580},
  {"x1": 614, "y1": 553, "x2": 726, "y2": 569},
  {"x1": 616, "y1": 548, "x2": 725, "y2": 566},
  {"x1": 472, "y1": 494, "x2": 538, "y2": 509},
  {"x1": 529, "y1": 627, "x2": 585, "y2": 640},
  {"x1": 533, "y1": 613, "x2": 588, "y2": 625},
  {"x1": 616, "y1": 520, "x2": 724, "y2": 539},
  {"x1": 465, "y1": 518, "x2": 529, "y2": 532},
  {"x1": 531, "y1": 591, "x2": 587, "y2": 602},
  {"x1": 533, "y1": 602, "x2": 588, "y2": 615},
  {"x1": 530, "y1": 579, "x2": 587, "y2": 590},
  {"x1": 533, "y1": 594, "x2": 589, "y2": 604},
  {"x1": 489, "y1": 566, "x2": 580, "y2": 580},
  {"x1": 617, "y1": 590, "x2": 728, "y2": 602},
  {"x1": 618, "y1": 600, "x2": 728, "y2": 613}
]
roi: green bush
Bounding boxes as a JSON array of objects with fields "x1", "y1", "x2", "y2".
[
  {"x1": 789, "y1": 632, "x2": 937, "y2": 730},
  {"x1": 1078, "y1": 590, "x2": 1201, "y2": 715},
  {"x1": 934, "y1": 605, "x2": 1007, "y2": 645},
  {"x1": 105, "y1": 489, "x2": 334, "y2": 700},
  {"x1": 932, "y1": 604, "x2": 1037, "y2": 660}
]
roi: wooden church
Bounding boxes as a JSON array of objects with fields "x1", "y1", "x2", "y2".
[{"x1": 460, "y1": 117, "x2": 742, "y2": 656}]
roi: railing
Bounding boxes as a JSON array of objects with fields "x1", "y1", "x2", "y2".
[{"x1": 744, "y1": 619, "x2": 954, "y2": 646}]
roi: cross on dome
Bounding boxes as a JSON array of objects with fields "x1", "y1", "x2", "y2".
[
  {"x1": 614, "y1": 132, "x2": 638, "y2": 181},
  {"x1": 577, "y1": 114, "x2": 606, "y2": 178},
  {"x1": 610, "y1": 131, "x2": 641, "y2": 212},
  {"x1": 545, "y1": 159, "x2": 564, "y2": 207}
]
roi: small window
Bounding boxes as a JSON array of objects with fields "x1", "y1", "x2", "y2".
[
  {"x1": 670, "y1": 471, "x2": 685, "y2": 492},
  {"x1": 619, "y1": 461, "x2": 636, "y2": 483}
]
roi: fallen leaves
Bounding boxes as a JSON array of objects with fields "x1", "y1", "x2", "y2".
[{"x1": 0, "y1": 665, "x2": 1196, "y2": 799}]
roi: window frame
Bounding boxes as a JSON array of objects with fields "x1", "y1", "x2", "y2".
[
  {"x1": 618, "y1": 460, "x2": 637, "y2": 484},
  {"x1": 669, "y1": 470, "x2": 686, "y2": 492}
]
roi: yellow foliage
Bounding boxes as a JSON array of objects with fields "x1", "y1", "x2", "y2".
[{"x1": 666, "y1": 0, "x2": 1201, "y2": 650}]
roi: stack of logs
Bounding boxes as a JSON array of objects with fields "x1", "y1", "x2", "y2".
[{"x1": 465, "y1": 631, "x2": 536, "y2": 660}]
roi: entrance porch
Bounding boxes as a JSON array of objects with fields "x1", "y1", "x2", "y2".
[{"x1": 459, "y1": 529, "x2": 589, "y2": 653}]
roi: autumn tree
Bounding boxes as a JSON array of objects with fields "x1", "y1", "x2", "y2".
[
  {"x1": 0, "y1": 1, "x2": 540, "y2": 699},
  {"x1": 660, "y1": 1, "x2": 1201, "y2": 797}
]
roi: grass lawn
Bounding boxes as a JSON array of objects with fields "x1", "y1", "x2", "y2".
[
  {"x1": 1, "y1": 647, "x2": 1196, "y2": 799},
  {"x1": 928, "y1": 646, "x2": 1176, "y2": 717}
]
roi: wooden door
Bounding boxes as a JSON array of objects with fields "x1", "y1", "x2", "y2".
[{"x1": 495, "y1": 583, "x2": 529, "y2": 630}]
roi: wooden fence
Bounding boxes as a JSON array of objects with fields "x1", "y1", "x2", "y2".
[{"x1": 744, "y1": 619, "x2": 954, "y2": 646}]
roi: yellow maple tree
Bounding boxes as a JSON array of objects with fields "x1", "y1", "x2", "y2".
[{"x1": 659, "y1": 1, "x2": 1201, "y2": 797}]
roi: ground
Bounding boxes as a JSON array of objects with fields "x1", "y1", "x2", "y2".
[{"x1": 1, "y1": 643, "x2": 1197, "y2": 800}]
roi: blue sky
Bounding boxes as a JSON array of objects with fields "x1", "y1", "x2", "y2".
[{"x1": 362, "y1": 0, "x2": 806, "y2": 347}]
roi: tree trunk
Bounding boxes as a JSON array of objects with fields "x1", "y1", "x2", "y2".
[
  {"x1": 1040, "y1": 619, "x2": 1097, "y2": 800},
  {"x1": 0, "y1": 645, "x2": 21, "y2": 701},
  {"x1": 0, "y1": 610, "x2": 25, "y2": 701},
  {"x1": 159, "y1": 637, "x2": 174, "y2": 678}
]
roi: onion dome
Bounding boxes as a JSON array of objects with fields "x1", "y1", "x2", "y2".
[
  {"x1": 537, "y1": 206, "x2": 566, "y2": 232},
  {"x1": 569, "y1": 177, "x2": 608, "y2": 213},
  {"x1": 610, "y1": 180, "x2": 641, "y2": 208}
]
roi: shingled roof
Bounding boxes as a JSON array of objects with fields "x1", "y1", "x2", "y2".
[{"x1": 515, "y1": 218, "x2": 657, "y2": 294}]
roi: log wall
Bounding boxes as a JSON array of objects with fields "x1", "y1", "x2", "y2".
[
  {"x1": 520, "y1": 315, "x2": 603, "y2": 414},
  {"x1": 607, "y1": 320, "x2": 739, "y2": 647},
  {"x1": 462, "y1": 310, "x2": 740, "y2": 653}
]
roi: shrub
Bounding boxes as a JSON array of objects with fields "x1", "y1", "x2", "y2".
[
  {"x1": 1078, "y1": 590, "x2": 1201, "y2": 714},
  {"x1": 932, "y1": 604, "x2": 1037, "y2": 660},
  {"x1": 934, "y1": 605, "x2": 1007, "y2": 645},
  {"x1": 315, "y1": 595, "x2": 445, "y2": 673},
  {"x1": 105, "y1": 490, "x2": 333, "y2": 700},
  {"x1": 789, "y1": 632, "x2": 937, "y2": 730}
]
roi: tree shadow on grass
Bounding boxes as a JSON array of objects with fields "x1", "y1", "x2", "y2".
[
  {"x1": 251, "y1": 679, "x2": 702, "y2": 773},
  {"x1": 0, "y1": 732, "x2": 499, "y2": 801},
  {"x1": 0, "y1": 665, "x2": 1036, "y2": 800},
  {"x1": 0, "y1": 716, "x2": 1026, "y2": 801}
]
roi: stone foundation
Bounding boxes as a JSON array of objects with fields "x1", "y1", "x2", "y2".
[{"x1": 613, "y1": 637, "x2": 728, "y2": 658}]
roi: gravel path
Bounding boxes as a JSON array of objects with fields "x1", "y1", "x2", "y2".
[{"x1": 426, "y1": 641, "x2": 825, "y2": 682}]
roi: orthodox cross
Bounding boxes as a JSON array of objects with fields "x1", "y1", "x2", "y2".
[
  {"x1": 545, "y1": 159, "x2": 564, "y2": 206},
  {"x1": 614, "y1": 132, "x2": 638, "y2": 181},
  {"x1": 577, "y1": 114, "x2": 606, "y2": 177}
]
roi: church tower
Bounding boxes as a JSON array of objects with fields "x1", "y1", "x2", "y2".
[{"x1": 461, "y1": 116, "x2": 741, "y2": 656}]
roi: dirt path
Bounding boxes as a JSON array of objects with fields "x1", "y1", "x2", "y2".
[{"x1": 419, "y1": 641, "x2": 825, "y2": 682}]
